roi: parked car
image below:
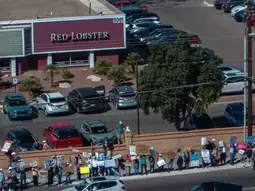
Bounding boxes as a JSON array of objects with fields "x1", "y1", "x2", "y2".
[
  {"x1": 6, "y1": 129, "x2": 37, "y2": 151},
  {"x1": 67, "y1": 87, "x2": 109, "y2": 114},
  {"x1": 126, "y1": 12, "x2": 159, "y2": 23},
  {"x1": 63, "y1": 176, "x2": 126, "y2": 191},
  {"x1": 182, "y1": 113, "x2": 216, "y2": 131},
  {"x1": 222, "y1": 74, "x2": 255, "y2": 94},
  {"x1": 214, "y1": 0, "x2": 228, "y2": 9},
  {"x1": 80, "y1": 120, "x2": 117, "y2": 146},
  {"x1": 146, "y1": 34, "x2": 177, "y2": 44},
  {"x1": 126, "y1": 17, "x2": 160, "y2": 28},
  {"x1": 217, "y1": 64, "x2": 242, "y2": 75},
  {"x1": 120, "y1": 6, "x2": 147, "y2": 16},
  {"x1": 223, "y1": 0, "x2": 245, "y2": 13},
  {"x1": 128, "y1": 22, "x2": 160, "y2": 31},
  {"x1": 142, "y1": 31, "x2": 177, "y2": 43},
  {"x1": 43, "y1": 122, "x2": 83, "y2": 149},
  {"x1": 127, "y1": 27, "x2": 150, "y2": 38},
  {"x1": 234, "y1": 9, "x2": 245, "y2": 22},
  {"x1": 231, "y1": 4, "x2": 246, "y2": 16},
  {"x1": 191, "y1": 182, "x2": 242, "y2": 191},
  {"x1": 176, "y1": 30, "x2": 202, "y2": 45},
  {"x1": 224, "y1": 102, "x2": 255, "y2": 126},
  {"x1": 109, "y1": 86, "x2": 137, "y2": 109},
  {"x1": 3, "y1": 93, "x2": 33, "y2": 120},
  {"x1": 36, "y1": 92, "x2": 69, "y2": 116}
]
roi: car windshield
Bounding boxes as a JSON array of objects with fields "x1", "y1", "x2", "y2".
[
  {"x1": 9, "y1": 100, "x2": 27, "y2": 106},
  {"x1": 56, "y1": 127, "x2": 80, "y2": 139},
  {"x1": 75, "y1": 180, "x2": 90, "y2": 191},
  {"x1": 17, "y1": 135, "x2": 35, "y2": 144},
  {"x1": 91, "y1": 126, "x2": 108, "y2": 134},
  {"x1": 49, "y1": 97, "x2": 66, "y2": 103},
  {"x1": 120, "y1": 93, "x2": 136, "y2": 98}
]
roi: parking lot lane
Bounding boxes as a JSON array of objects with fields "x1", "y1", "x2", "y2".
[{"x1": 152, "y1": 4, "x2": 255, "y2": 73}]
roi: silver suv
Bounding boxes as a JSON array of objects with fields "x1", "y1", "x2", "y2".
[
  {"x1": 36, "y1": 92, "x2": 69, "y2": 116},
  {"x1": 64, "y1": 176, "x2": 126, "y2": 191}
]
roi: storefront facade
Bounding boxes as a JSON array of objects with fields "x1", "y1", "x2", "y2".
[{"x1": 0, "y1": 15, "x2": 126, "y2": 76}]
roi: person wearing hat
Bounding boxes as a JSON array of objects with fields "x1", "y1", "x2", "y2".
[
  {"x1": 0, "y1": 169, "x2": 5, "y2": 191},
  {"x1": 116, "y1": 121, "x2": 125, "y2": 145}
]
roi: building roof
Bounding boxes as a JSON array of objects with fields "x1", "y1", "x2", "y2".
[{"x1": 0, "y1": 0, "x2": 122, "y2": 22}]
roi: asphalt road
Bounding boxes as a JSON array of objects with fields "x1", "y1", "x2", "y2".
[{"x1": 26, "y1": 168, "x2": 255, "y2": 191}]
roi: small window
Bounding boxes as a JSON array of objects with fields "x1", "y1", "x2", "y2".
[
  {"x1": 219, "y1": 67, "x2": 232, "y2": 71},
  {"x1": 41, "y1": 94, "x2": 47, "y2": 101},
  {"x1": 108, "y1": 181, "x2": 117, "y2": 187}
]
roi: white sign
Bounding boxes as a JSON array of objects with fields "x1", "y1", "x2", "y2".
[
  {"x1": 12, "y1": 77, "x2": 18, "y2": 85},
  {"x1": 57, "y1": 155, "x2": 64, "y2": 161},
  {"x1": 129, "y1": 145, "x2": 136, "y2": 156},
  {"x1": 1, "y1": 140, "x2": 13, "y2": 152},
  {"x1": 157, "y1": 159, "x2": 166, "y2": 167},
  {"x1": 201, "y1": 149, "x2": 210, "y2": 158},
  {"x1": 83, "y1": 152, "x2": 90, "y2": 158},
  {"x1": 30, "y1": 160, "x2": 37, "y2": 167},
  {"x1": 96, "y1": 161, "x2": 105, "y2": 167},
  {"x1": 105, "y1": 160, "x2": 116, "y2": 168},
  {"x1": 190, "y1": 160, "x2": 200, "y2": 167},
  {"x1": 239, "y1": 149, "x2": 245, "y2": 155}
]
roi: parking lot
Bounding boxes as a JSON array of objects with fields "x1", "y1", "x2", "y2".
[{"x1": 146, "y1": 0, "x2": 255, "y2": 73}]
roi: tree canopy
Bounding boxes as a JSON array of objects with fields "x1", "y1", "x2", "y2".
[{"x1": 138, "y1": 41, "x2": 224, "y2": 130}]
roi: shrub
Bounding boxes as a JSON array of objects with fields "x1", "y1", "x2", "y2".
[
  {"x1": 123, "y1": 52, "x2": 144, "y2": 74},
  {"x1": 107, "y1": 66, "x2": 127, "y2": 85},
  {"x1": 61, "y1": 69, "x2": 74, "y2": 80},
  {"x1": 93, "y1": 59, "x2": 112, "y2": 76},
  {"x1": 19, "y1": 76, "x2": 43, "y2": 96}
]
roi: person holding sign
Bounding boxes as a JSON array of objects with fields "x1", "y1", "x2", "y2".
[{"x1": 139, "y1": 155, "x2": 147, "y2": 175}]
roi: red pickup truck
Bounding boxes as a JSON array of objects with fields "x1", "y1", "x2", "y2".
[{"x1": 43, "y1": 122, "x2": 83, "y2": 149}]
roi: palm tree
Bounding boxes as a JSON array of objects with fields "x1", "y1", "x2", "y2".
[
  {"x1": 44, "y1": 64, "x2": 59, "y2": 87},
  {"x1": 124, "y1": 52, "x2": 144, "y2": 74}
]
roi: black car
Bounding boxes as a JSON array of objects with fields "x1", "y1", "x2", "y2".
[
  {"x1": 67, "y1": 87, "x2": 109, "y2": 114},
  {"x1": 6, "y1": 129, "x2": 37, "y2": 151},
  {"x1": 192, "y1": 182, "x2": 242, "y2": 191}
]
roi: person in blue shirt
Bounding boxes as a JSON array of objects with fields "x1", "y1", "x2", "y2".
[
  {"x1": 20, "y1": 168, "x2": 27, "y2": 190},
  {"x1": 0, "y1": 169, "x2": 5, "y2": 191},
  {"x1": 55, "y1": 165, "x2": 63, "y2": 186},
  {"x1": 116, "y1": 121, "x2": 125, "y2": 144}
]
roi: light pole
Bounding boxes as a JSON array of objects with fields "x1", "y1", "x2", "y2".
[
  {"x1": 244, "y1": 34, "x2": 248, "y2": 142},
  {"x1": 135, "y1": 62, "x2": 140, "y2": 134}
]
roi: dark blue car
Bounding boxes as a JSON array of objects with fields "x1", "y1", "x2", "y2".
[{"x1": 234, "y1": 9, "x2": 245, "y2": 22}]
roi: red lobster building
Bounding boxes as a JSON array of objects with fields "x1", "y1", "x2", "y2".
[{"x1": 0, "y1": 15, "x2": 126, "y2": 77}]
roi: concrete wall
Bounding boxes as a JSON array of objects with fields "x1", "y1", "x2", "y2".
[{"x1": 0, "y1": 126, "x2": 251, "y2": 169}]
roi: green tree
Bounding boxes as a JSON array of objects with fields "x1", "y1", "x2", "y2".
[
  {"x1": 124, "y1": 52, "x2": 144, "y2": 74},
  {"x1": 19, "y1": 76, "x2": 43, "y2": 96},
  {"x1": 138, "y1": 42, "x2": 224, "y2": 130},
  {"x1": 44, "y1": 64, "x2": 59, "y2": 87},
  {"x1": 93, "y1": 59, "x2": 112, "y2": 76},
  {"x1": 107, "y1": 66, "x2": 127, "y2": 85}
]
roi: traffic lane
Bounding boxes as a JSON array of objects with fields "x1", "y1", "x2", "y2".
[
  {"x1": 124, "y1": 168, "x2": 255, "y2": 191},
  {"x1": 153, "y1": 5, "x2": 255, "y2": 73}
]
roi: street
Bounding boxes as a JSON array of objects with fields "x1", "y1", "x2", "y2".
[{"x1": 26, "y1": 168, "x2": 255, "y2": 191}]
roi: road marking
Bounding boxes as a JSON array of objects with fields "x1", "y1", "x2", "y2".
[
  {"x1": 203, "y1": 0, "x2": 214, "y2": 7},
  {"x1": 244, "y1": 187, "x2": 255, "y2": 190}
]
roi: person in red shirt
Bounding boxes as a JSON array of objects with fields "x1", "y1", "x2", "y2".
[{"x1": 124, "y1": 155, "x2": 131, "y2": 176}]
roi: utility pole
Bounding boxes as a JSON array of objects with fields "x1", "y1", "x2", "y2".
[
  {"x1": 244, "y1": 34, "x2": 247, "y2": 142},
  {"x1": 246, "y1": 0, "x2": 253, "y2": 136},
  {"x1": 135, "y1": 62, "x2": 140, "y2": 134}
]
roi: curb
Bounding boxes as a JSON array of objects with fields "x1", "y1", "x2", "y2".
[
  {"x1": 120, "y1": 163, "x2": 245, "y2": 181},
  {"x1": 203, "y1": 0, "x2": 214, "y2": 7}
]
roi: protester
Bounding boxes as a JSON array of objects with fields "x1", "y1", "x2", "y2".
[
  {"x1": 103, "y1": 139, "x2": 114, "y2": 158},
  {"x1": 230, "y1": 143, "x2": 238, "y2": 165},
  {"x1": 56, "y1": 164, "x2": 63, "y2": 186},
  {"x1": 177, "y1": 149, "x2": 184, "y2": 171},
  {"x1": 65, "y1": 171, "x2": 71, "y2": 185},
  {"x1": 118, "y1": 156, "x2": 125, "y2": 177},
  {"x1": 148, "y1": 155, "x2": 155, "y2": 173},
  {"x1": 252, "y1": 147, "x2": 255, "y2": 170},
  {"x1": 184, "y1": 151, "x2": 190, "y2": 169},
  {"x1": 167, "y1": 158, "x2": 174, "y2": 173},
  {"x1": 47, "y1": 167, "x2": 54, "y2": 187},
  {"x1": 91, "y1": 156, "x2": 98, "y2": 177},
  {"x1": 133, "y1": 158, "x2": 139, "y2": 175},
  {"x1": 244, "y1": 145, "x2": 252, "y2": 168},
  {"x1": 157, "y1": 154, "x2": 165, "y2": 171},
  {"x1": 32, "y1": 167, "x2": 39, "y2": 187},
  {"x1": 124, "y1": 155, "x2": 131, "y2": 175},
  {"x1": 74, "y1": 155, "x2": 82, "y2": 180},
  {"x1": 219, "y1": 147, "x2": 227, "y2": 165},
  {"x1": 139, "y1": 155, "x2": 147, "y2": 175},
  {"x1": 19, "y1": 168, "x2": 27, "y2": 190},
  {"x1": 116, "y1": 121, "x2": 125, "y2": 144},
  {"x1": 42, "y1": 140, "x2": 50, "y2": 150},
  {"x1": 7, "y1": 167, "x2": 17, "y2": 191},
  {"x1": 0, "y1": 169, "x2": 5, "y2": 191}
]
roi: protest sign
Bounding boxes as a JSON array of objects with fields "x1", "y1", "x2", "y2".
[
  {"x1": 203, "y1": 157, "x2": 211, "y2": 164},
  {"x1": 184, "y1": 147, "x2": 192, "y2": 151},
  {"x1": 165, "y1": 151, "x2": 175, "y2": 160},
  {"x1": 201, "y1": 149, "x2": 210, "y2": 158},
  {"x1": 57, "y1": 155, "x2": 64, "y2": 162},
  {"x1": 129, "y1": 145, "x2": 136, "y2": 155},
  {"x1": 83, "y1": 152, "x2": 90, "y2": 158},
  {"x1": 230, "y1": 136, "x2": 238, "y2": 145},
  {"x1": 219, "y1": 141, "x2": 224, "y2": 147},
  {"x1": 247, "y1": 136, "x2": 255, "y2": 143},
  {"x1": 63, "y1": 165, "x2": 74, "y2": 173},
  {"x1": 17, "y1": 160, "x2": 26, "y2": 169},
  {"x1": 44, "y1": 159, "x2": 56, "y2": 169},
  {"x1": 112, "y1": 154, "x2": 122, "y2": 160},
  {"x1": 96, "y1": 161, "x2": 105, "y2": 167},
  {"x1": 98, "y1": 153, "x2": 105, "y2": 161},
  {"x1": 136, "y1": 145, "x2": 150, "y2": 155},
  {"x1": 157, "y1": 159, "x2": 166, "y2": 167},
  {"x1": 238, "y1": 144, "x2": 247, "y2": 150},
  {"x1": 190, "y1": 152, "x2": 200, "y2": 167},
  {"x1": 201, "y1": 137, "x2": 207, "y2": 146},
  {"x1": 239, "y1": 149, "x2": 245, "y2": 155},
  {"x1": 1, "y1": 140, "x2": 13, "y2": 152},
  {"x1": 105, "y1": 160, "x2": 116, "y2": 168},
  {"x1": 125, "y1": 162, "x2": 131, "y2": 167},
  {"x1": 72, "y1": 149, "x2": 79, "y2": 152},
  {"x1": 80, "y1": 166, "x2": 90, "y2": 174},
  {"x1": 30, "y1": 160, "x2": 37, "y2": 167}
]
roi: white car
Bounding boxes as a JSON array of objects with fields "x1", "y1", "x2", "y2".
[
  {"x1": 217, "y1": 64, "x2": 242, "y2": 75},
  {"x1": 222, "y1": 74, "x2": 255, "y2": 94},
  {"x1": 231, "y1": 5, "x2": 247, "y2": 17},
  {"x1": 126, "y1": 17, "x2": 160, "y2": 28},
  {"x1": 62, "y1": 176, "x2": 126, "y2": 191},
  {"x1": 36, "y1": 92, "x2": 69, "y2": 116}
]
